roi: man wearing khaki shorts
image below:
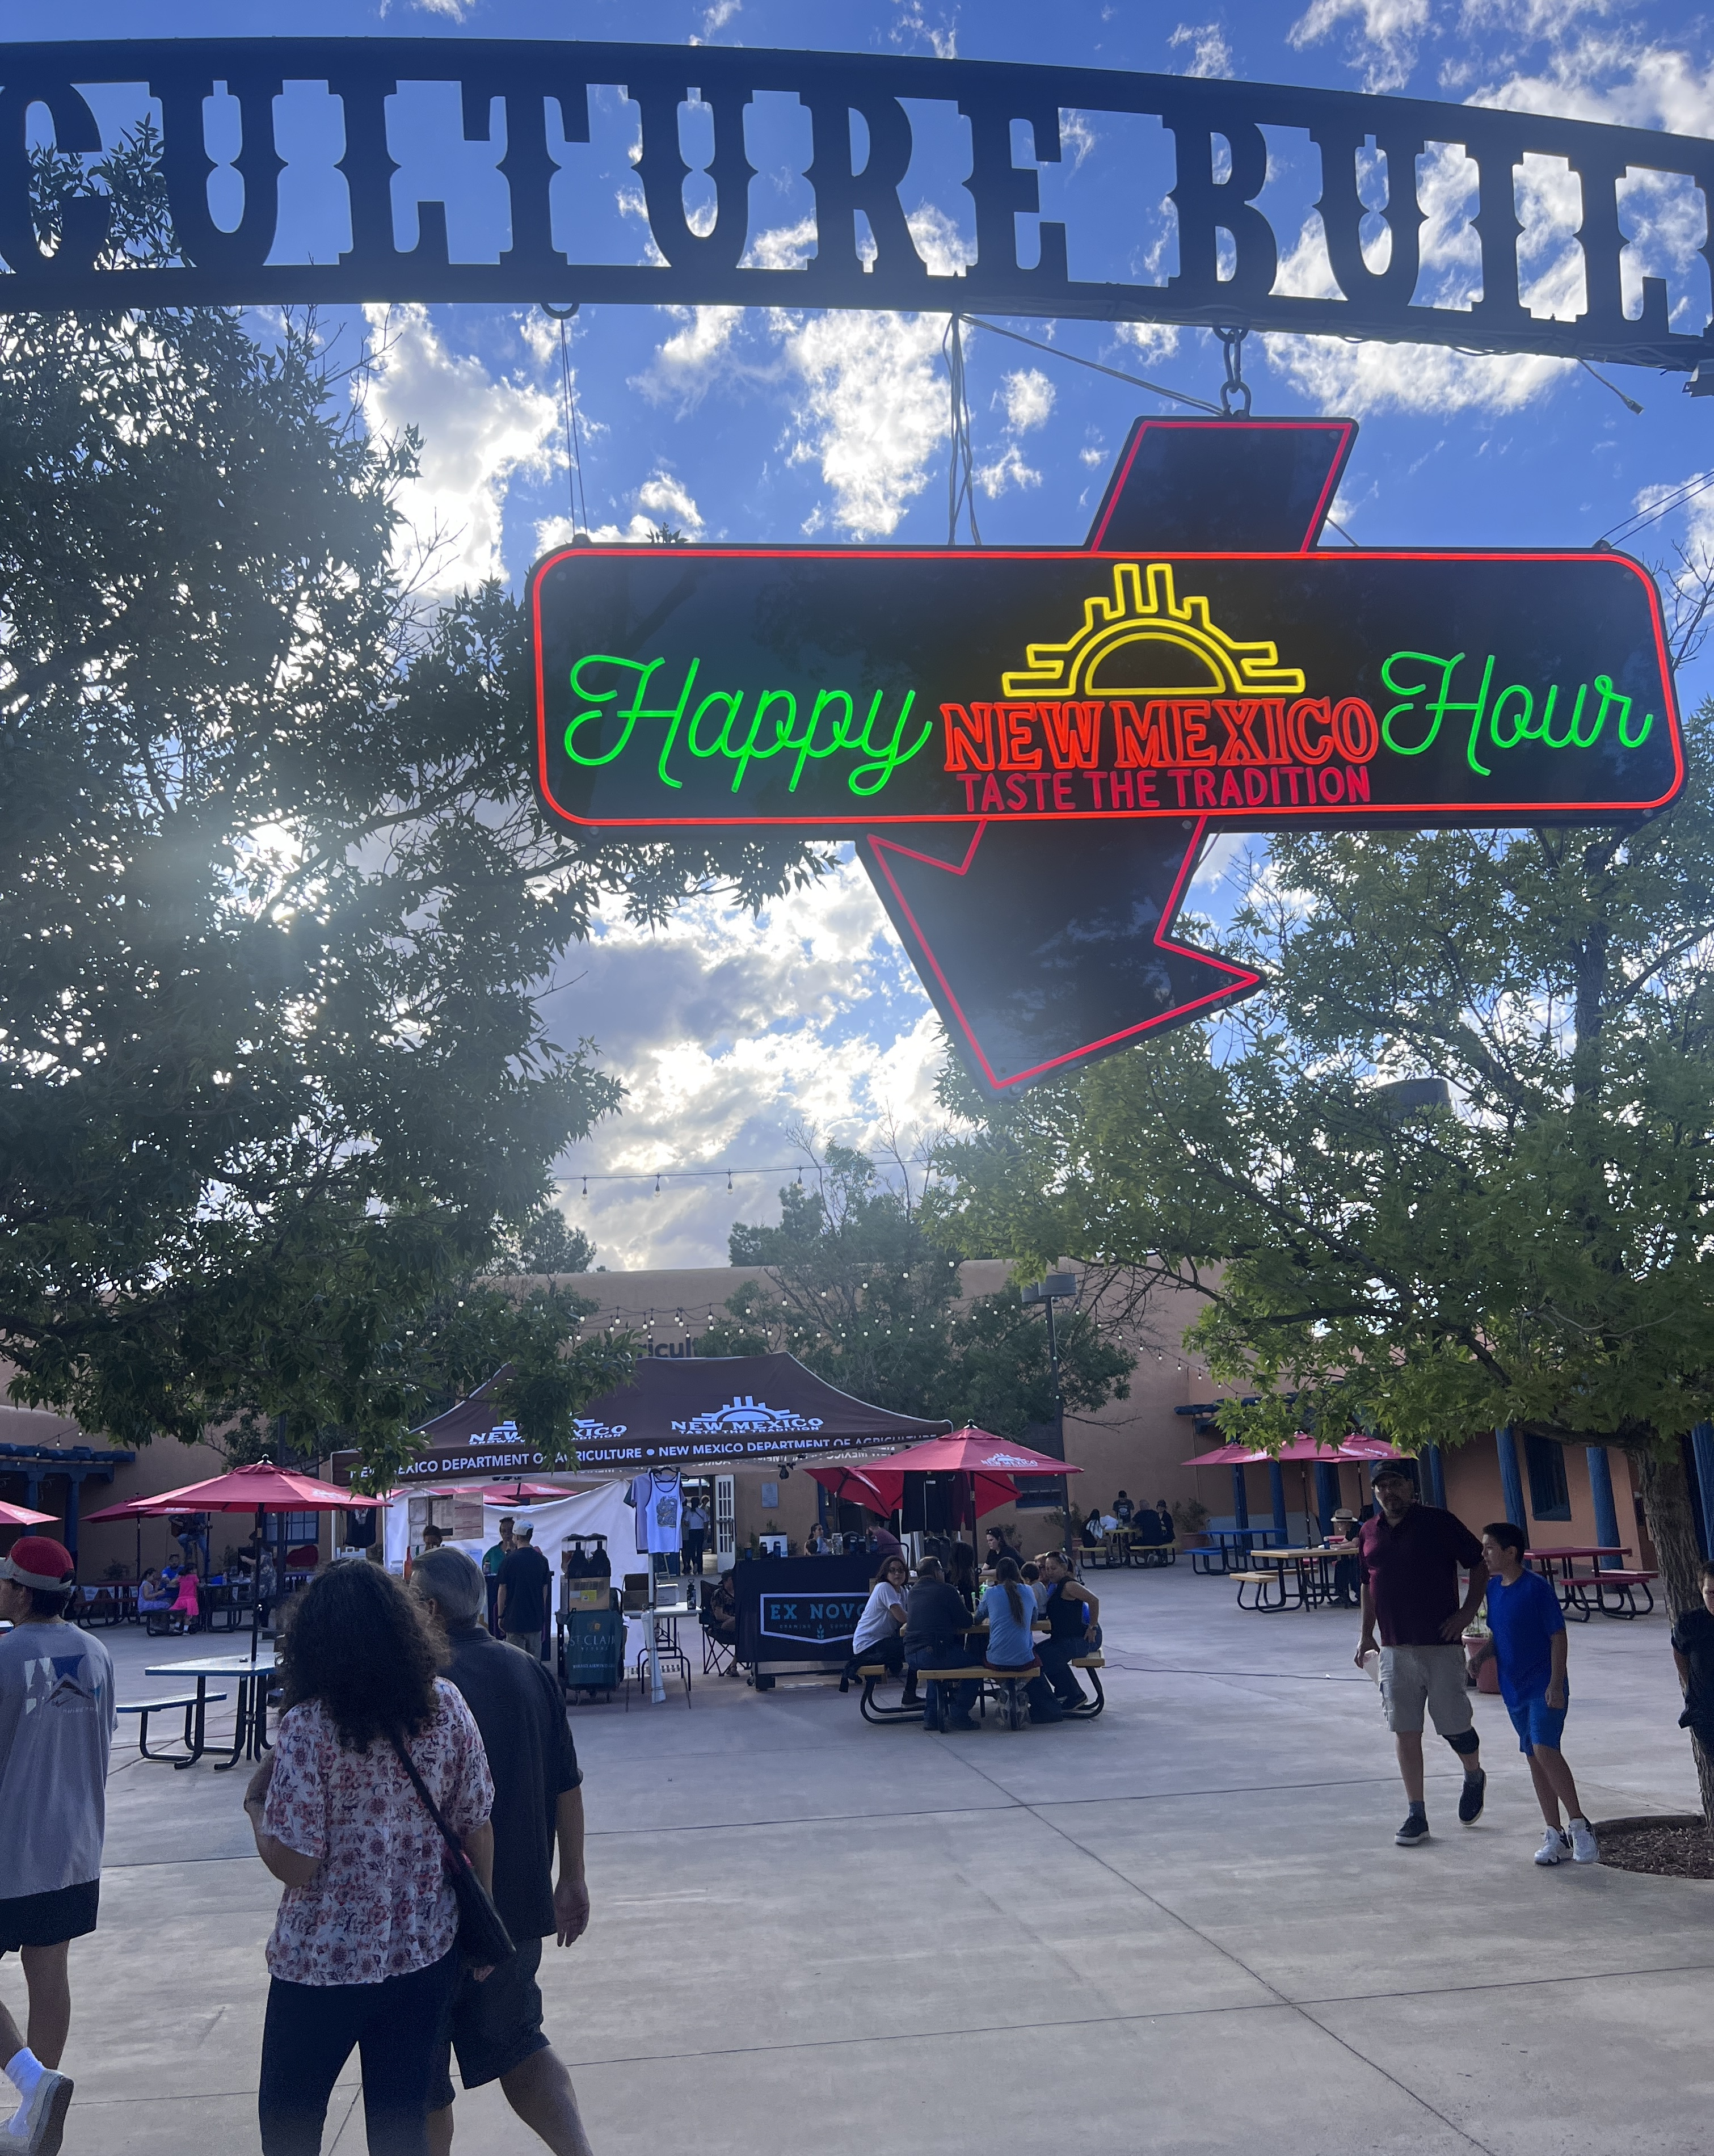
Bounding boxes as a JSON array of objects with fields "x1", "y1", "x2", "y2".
[{"x1": 1355, "y1": 1462, "x2": 1490, "y2": 1846}]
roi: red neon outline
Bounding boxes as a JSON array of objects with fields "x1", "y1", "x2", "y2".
[
  {"x1": 866, "y1": 816, "x2": 1261, "y2": 1090},
  {"x1": 529, "y1": 544, "x2": 1684, "y2": 832},
  {"x1": 1084, "y1": 416, "x2": 1357, "y2": 554}
]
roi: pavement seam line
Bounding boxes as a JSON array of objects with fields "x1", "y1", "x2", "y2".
[{"x1": 933, "y1": 1733, "x2": 1500, "y2": 2155}]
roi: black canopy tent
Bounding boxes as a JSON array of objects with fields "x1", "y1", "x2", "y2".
[{"x1": 341, "y1": 1354, "x2": 951, "y2": 1483}]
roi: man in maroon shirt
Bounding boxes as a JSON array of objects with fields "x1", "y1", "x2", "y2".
[{"x1": 1355, "y1": 1460, "x2": 1490, "y2": 1846}]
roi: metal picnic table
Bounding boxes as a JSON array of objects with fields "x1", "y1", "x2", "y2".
[{"x1": 142, "y1": 1651, "x2": 277, "y2": 1770}]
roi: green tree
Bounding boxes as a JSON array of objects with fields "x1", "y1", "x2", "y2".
[
  {"x1": 933, "y1": 699, "x2": 1714, "y2": 1816},
  {"x1": 492, "y1": 1203, "x2": 596, "y2": 1277},
  {"x1": 0, "y1": 134, "x2": 819, "y2": 1472},
  {"x1": 703, "y1": 1145, "x2": 1132, "y2": 1435}
]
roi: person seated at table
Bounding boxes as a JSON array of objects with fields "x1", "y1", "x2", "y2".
[
  {"x1": 841, "y1": 1555, "x2": 913, "y2": 1699},
  {"x1": 946, "y1": 1542, "x2": 979, "y2": 1616},
  {"x1": 1080, "y1": 1507, "x2": 1105, "y2": 1550},
  {"x1": 1130, "y1": 1508, "x2": 1165, "y2": 1548},
  {"x1": 983, "y1": 1525, "x2": 1025, "y2": 1573},
  {"x1": 137, "y1": 1567, "x2": 169, "y2": 1608},
  {"x1": 1035, "y1": 1551, "x2": 1101, "y2": 1710},
  {"x1": 1329, "y1": 1508, "x2": 1361, "y2": 1606},
  {"x1": 869, "y1": 1519, "x2": 906, "y2": 1561},
  {"x1": 1020, "y1": 1560, "x2": 1050, "y2": 1612},
  {"x1": 904, "y1": 1557, "x2": 980, "y2": 1733},
  {"x1": 1155, "y1": 1499, "x2": 1174, "y2": 1539},
  {"x1": 803, "y1": 1522, "x2": 831, "y2": 1555},
  {"x1": 702, "y1": 1569, "x2": 738, "y2": 1647},
  {"x1": 1113, "y1": 1492, "x2": 1135, "y2": 1525},
  {"x1": 980, "y1": 1560, "x2": 1062, "y2": 1724}
]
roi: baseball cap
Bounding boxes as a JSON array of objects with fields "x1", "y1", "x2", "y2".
[
  {"x1": 0, "y1": 1536, "x2": 75, "y2": 1589},
  {"x1": 1369, "y1": 1460, "x2": 1414, "y2": 1484}
]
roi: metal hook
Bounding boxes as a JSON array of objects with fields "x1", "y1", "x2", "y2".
[
  {"x1": 1216, "y1": 325, "x2": 1253, "y2": 418},
  {"x1": 540, "y1": 300, "x2": 581, "y2": 321}
]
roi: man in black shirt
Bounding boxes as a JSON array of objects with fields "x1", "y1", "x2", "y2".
[
  {"x1": 412, "y1": 1549, "x2": 593, "y2": 2156},
  {"x1": 498, "y1": 1523, "x2": 553, "y2": 1660},
  {"x1": 1671, "y1": 1558, "x2": 1714, "y2": 1755},
  {"x1": 903, "y1": 1557, "x2": 978, "y2": 1732}
]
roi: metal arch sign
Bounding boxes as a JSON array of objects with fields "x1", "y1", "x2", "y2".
[
  {"x1": 530, "y1": 416, "x2": 1683, "y2": 1094},
  {"x1": 2, "y1": 37, "x2": 1713, "y2": 372}
]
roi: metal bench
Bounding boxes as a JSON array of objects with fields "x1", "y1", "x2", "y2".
[
  {"x1": 1232, "y1": 1569, "x2": 1289, "y2": 1611},
  {"x1": 119, "y1": 1691, "x2": 228, "y2": 1764},
  {"x1": 1563, "y1": 1570, "x2": 1657, "y2": 1620}
]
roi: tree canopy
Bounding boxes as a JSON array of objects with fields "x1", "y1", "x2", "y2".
[
  {"x1": 930, "y1": 695, "x2": 1714, "y2": 1656},
  {"x1": 702, "y1": 1145, "x2": 1133, "y2": 1437},
  {"x1": 0, "y1": 136, "x2": 820, "y2": 1469}
]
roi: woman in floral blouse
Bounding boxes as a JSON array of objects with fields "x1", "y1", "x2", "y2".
[{"x1": 243, "y1": 1561, "x2": 494, "y2": 2156}]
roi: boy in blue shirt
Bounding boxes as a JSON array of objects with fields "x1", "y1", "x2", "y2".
[{"x1": 1473, "y1": 1522, "x2": 1598, "y2": 1866}]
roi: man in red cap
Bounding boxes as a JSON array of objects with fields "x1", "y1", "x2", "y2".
[{"x1": 0, "y1": 1536, "x2": 115, "y2": 2156}]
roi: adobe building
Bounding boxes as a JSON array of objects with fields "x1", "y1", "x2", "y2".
[{"x1": 0, "y1": 1264, "x2": 1661, "y2": 1580}]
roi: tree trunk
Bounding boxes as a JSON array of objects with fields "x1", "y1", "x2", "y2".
[{"x1": 1629, "y1": 1443, "x2": 1714, "y2": 1829}]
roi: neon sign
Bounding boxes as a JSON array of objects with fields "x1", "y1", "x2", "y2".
[
  {"x1": 530, "y1": 416, "x2": 1686, "y2": 1095},
  {"x1": 532, "y1": 548, "x2": 1679, "y2": 833}
]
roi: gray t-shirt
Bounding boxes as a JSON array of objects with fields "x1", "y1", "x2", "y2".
[{"x1": 0, "y1": 1620, "x2": 116, "y2": 1899}]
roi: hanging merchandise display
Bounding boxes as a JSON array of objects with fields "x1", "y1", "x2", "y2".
[{"x1": 626, "y1": 1468, "x2": 684, "y2": 1556}]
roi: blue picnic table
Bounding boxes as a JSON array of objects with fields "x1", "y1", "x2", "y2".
[{"x1": 1191, "y1": 1525, "x2": 1286, "y2": 1575}]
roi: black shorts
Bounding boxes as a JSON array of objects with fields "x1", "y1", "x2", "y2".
[
  {"x1": 428, "y1": 1938, "x2": 548, "y2": 2105},
  {"x1": 0, "y1": 1880, "x2": 99, "y2": 1955}
]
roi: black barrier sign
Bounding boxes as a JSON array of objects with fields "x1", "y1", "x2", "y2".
[
  {"x1": 532, "y1": 546, "x2": 1679, "y2": 834},
  {"x1": 758, "y1": 1593, "x2": 865, "y2": 1645},
  {"x1": 3, "y1": 38, "x2": 1713, "y2": 370}
]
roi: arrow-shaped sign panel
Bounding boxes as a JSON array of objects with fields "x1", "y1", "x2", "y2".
[{"x1": 532, "y1": 546, "x2": 1681, "y2": 834}]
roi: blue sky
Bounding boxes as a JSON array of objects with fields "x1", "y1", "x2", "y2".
[{"x1": 39, "y1": 0, "x2": 1714, "y2": 1264}]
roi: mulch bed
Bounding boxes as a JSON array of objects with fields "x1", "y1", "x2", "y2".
[{"x1": 1591, "y1": 1814, "x2": 1714, "y2": 1880}]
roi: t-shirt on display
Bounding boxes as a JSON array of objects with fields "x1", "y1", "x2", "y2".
[{"x1": 628, "y1": 1471, "x2": 684, "y2": 1554}]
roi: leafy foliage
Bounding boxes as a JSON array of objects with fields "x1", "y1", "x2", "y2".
[
  {"x1": 490, "y1": 1203, "x2": 596, "y2": 1277},
  {"x1": 704, "y1": 1146, "x2": 1132, "y2": 1435},
  {"x1": 0, "y1": 134, "x2": 820, "y2": 1468}
]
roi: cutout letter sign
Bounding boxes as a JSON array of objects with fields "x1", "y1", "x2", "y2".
[{"x1": 531, "y1": 419, "x2": 1681, "y2": 1094}]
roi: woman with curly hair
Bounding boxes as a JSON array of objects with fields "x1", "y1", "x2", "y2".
[{"x1": 243, "y1": 1561, "x2": 495, "y2": 2156}]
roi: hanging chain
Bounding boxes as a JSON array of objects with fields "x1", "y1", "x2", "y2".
[
  {"x1": 1216, "y1": 325, "x2": 1252, "y2": 418},
  {"x1": 944, "y1": 313, "x2": 983, "y2": 546}
]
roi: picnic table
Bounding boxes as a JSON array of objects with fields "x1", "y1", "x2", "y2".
[
  {"x1": 855, "y1": 1617, "x2": 1104, "y2": 1728},
  {"x1": 1231, "y1": 1546, "x2": 1357, "y2": 1611},
  {"x1": 1524, "y1": 1547, "x2": 1657, "y2": 1619},
  {"x1": 140, "y1": 1652, "x2": 277, "y2": 1770},
  {"x1": 1191, "y1": 1525, "x2": 1286, "y2": 1576}
]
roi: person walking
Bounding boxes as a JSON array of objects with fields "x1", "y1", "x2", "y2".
[
  {"x1": 681, "y1": 1499, "x2": 708, "y2": 1580},
  {"x1": 1354, "y1": 1461, "x2": 1489, "y2": 1846},
  {"x1": 482, "y1": 1518, "x2": 516, "y2": 1637},
  {"x1": 497, "y1": 1525, "x2": 552, "y2": 1661},
  {"x1": 409, "y1": 1551, "x2": 595, "y2": 2156},
  {"x1": 244, "y1": 1562, "x2": 494, "y2": 2156},
  {"x1": 1470, "y1": 1524, "x2": 1598, "y2": 1866},
  {"x1": 0, "y1": 1538, "x2": 114, "y2": 2156},
  {"x1": 1670, "y1": 1558, "x2": 1714, "y2": 1769}
]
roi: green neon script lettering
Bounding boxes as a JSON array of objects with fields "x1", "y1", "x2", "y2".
[
  {"x1": 787, "y1": 692, "x2": 853, "y2": 791},
  {"x1": 1380, "y1": 651, "x2": 1459, "y2": 756},
  {"x1": 849, "y1": 690, "x2": 930, "y2": 796},
  {"x1": 563, "y1": 653, "x2": 702, "y2": 789},
  {"x1": 1598, "y1": 674, "x2": 1654, "y2": 748}
]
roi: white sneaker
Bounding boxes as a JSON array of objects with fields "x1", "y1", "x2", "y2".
[
  {"x1": 3, "y1": 2070, "x2": 72, "y2": 2156},
  {"x1": 1533, "y1": 1829, "x2": 1568, "y2": 1866},
  {"x1": 1566, "y1": 1818, "x2": 1600, "y2": 1866}
]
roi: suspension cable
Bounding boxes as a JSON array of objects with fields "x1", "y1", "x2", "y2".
[
  {"x1": 541, "y1": 300, "x2": 588, "y2": 535},
  {"x1": 959, "y1": 314, "x2": 1222, "y2": 414},
  {"x1": 944, "y1": 313, "x2": 982, "y2": 546}
]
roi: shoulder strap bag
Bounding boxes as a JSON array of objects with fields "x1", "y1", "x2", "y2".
[{"x1": 388, "y1": 1730, "x2": 516, "y2": 1972}]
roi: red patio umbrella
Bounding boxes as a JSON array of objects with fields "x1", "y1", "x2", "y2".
[
  {"x1": 0, "y1": 1498, "x2": 55, "y2": 1527},
  {"x1": 89, "y1": 1463, "x2": 384, "y2": 1663},
  {"x1": 806, "y1": 1460, "x2": 902, "y2": 1515},
  {"x1": 866, "y1": 1427, "x2": 1082, "y2": 1540},
  {"x1": 479, "y1": 1481, "x2": 575, "y2": 1505}
]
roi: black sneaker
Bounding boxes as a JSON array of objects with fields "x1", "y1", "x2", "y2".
[
  {"x1": 1458, "y1": 1767, "x2": 1487, "y2": 1824},
  {"x1": 1395, "y1": 1811, "x2": 1430, "y2": 1846}
]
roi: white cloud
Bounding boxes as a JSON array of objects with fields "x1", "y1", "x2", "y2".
[
  {"x1": 359, "y1": 305, "x2": 559, "y2": 599},
  {"x1": 782, "y1": 310, "x2": 949, "y2": 537},
  {"x1": 975, "y1": 440, "x2": 1042, "y2": 498},
  {"x1": 1289, "y1": 0, "x2": 1431, "y2": 92},
  {"x1": 535, "y1": 469, "x2": 706, "y2": 553},
  {"x1": 1115, "y1": 322, "x2": 1184, "y2": 365},
  {"x1": 1469, "y1": 30, "x2": 1714, "y2": 134},
  {"x1": 635, "y1": 306, "x2": 753, "y2": 410},
  {"x1": 1060, "y1": 111, "x2": 1098, "y2": 172},
  {"x1": 906, "y1": 202, "x2": 977, "y2": 279},
  {"x1": 1169, "y1": 22, "x2": 1234, "y2": 78},
  {"x1": 998, "y1": 367, "x2": 1054, "y2": 432},
  {"x1": 553, "y1": 857, "x2": 949, "y2": 1268},
  {"x1": 701, "y1": 0, "x2": 741, "y2": 31},
  {"x1": 1263, "y1": 332, "x2": 1571, "y2": 416}
]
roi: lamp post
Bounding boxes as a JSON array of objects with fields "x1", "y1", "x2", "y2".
[{"x1": 1022, "y1": 1272, "x2": 1077, "y2": 1552}]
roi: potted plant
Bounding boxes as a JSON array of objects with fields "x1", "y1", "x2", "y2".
[{"x1": 1172, "y1": 1497, "x2": 1212, "y2": 1547}]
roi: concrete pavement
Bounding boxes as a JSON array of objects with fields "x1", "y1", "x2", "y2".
[{"x1": 11, "y1": 1562, "x2": 1712, "y2": 2156}]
